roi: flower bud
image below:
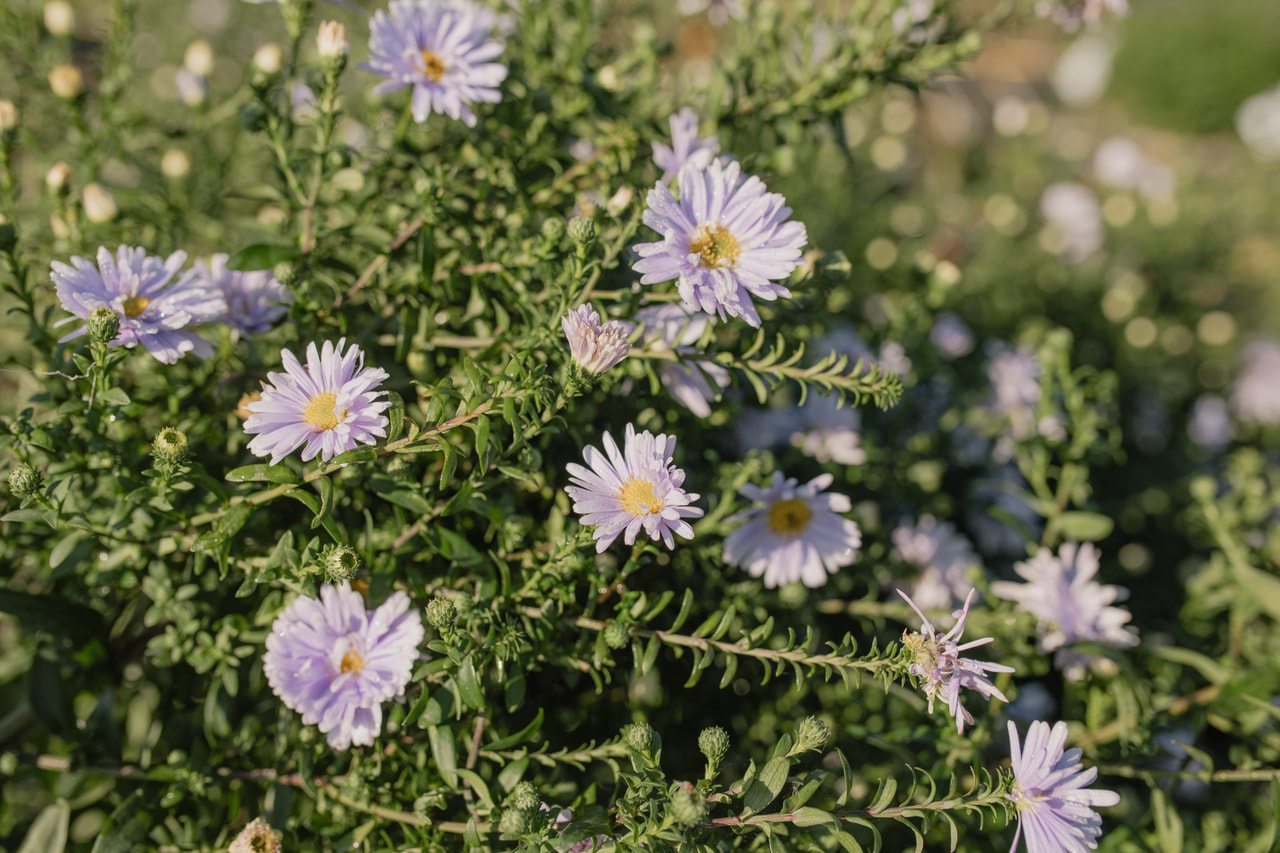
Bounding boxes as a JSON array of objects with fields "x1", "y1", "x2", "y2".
[
  {"x1": 45, "y1": 162, "x2": 71, "y2": 194},
  {"x1": 506, "y1": 781, "x2": 540, "y2": 813},
  {"x1": 7, "y1": 464, "x2": 42, "y2": 501},
  {"x1": 606, "y1": 186, "x2": 634, "y2": 218},
  {"x1": 87, "y1": 306, "x2": 121, "y2": 344},
  {"x1": 317, "y1": 21, "x2": 349, "y2": 69},
  {"x1": 0, "y1": 100, "x2": 17, "y2": 135},
  {"x1": 670, "y1": 784, "x2": 707, "y2": 826},
  {"x1": 48, "y1": 65, "x2": 83, "y2": 100},
  {"x1": 425, "y1": 597, "x2": 457, "y2": 631},
  {"x1": 152, "y1": 427, "x2": 189, "y2": 464},
  {"x1": 161, "y1": 149, "x2": 190, "y2": 179},
  {"x1": 228, "y1": 818, "x2": 282, "y2": 853},
  {"x1": 497, "y1": 807, "x2": 530, "y2": 837},
  {"x1": 626, "y1": 722, "x2": 658, "y2": 754},
  {"x1": 43, "y1": 1, "x2": 76, "y2": 36},
  {"x1": 793, "y1": 716, "x2": 829, "y2": 754},
  {"x1": 540, "y1": 217, "x2": 565, "y2": 244},
  {"x1": 81, "y1": 183, "x2": 118, "y2": 223},
  {"x1": 567, "y1": 215, "x2": 596, "y2": 246},
  {"x1": 698, "y1": 726, "x2": 729, "y2": 765},
  {"x1": 603, "y1": 621, "x2": 629, "y2": 649},
  {"x1": 322, "y1": 545, "x2": 361, "y2": 582},
  {"x1": 272, "y1": 260, "x2": 299, "y2": 287},
  {"x1": 183, "y1": 40, "x2": 214, "y2": 77},
  {"x1": 253, "y1": 43, "x2": 284, "y2": 76}
]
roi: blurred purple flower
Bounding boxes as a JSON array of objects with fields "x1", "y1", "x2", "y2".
[
  {"x1": 1231, "y1": 340, "x2": 1280, "y2": 426},
  {"x1": 652, "y1": 108, "x2": 719, "y2": 183},
  {"x1": 193, "y1": 253, "x2": 291, "y2": 338},
  {"x1": 1007, "y1": 720, "x2": 1119, "y2": 852},
  {"x1": 623, "y1": 304, "x2": 729, "y2": 418},
  {"x1": 893, "y1": 514, "x2": 982, "y2": 610}
]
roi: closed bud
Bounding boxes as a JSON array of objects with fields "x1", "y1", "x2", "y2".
[
  {"x1": 272, "y1": 260, "x2": 299, "y2": 287},
  {"x1": 317, "y1": 21, "x2": 349, "y2": 68},
  {"x1": 183, "y1": 40, "x2": 214, "y2": 77},
  {"x1": 794, "y1": 716, "x2": 829, "y2": 754},
  {"x1": 45, "y1": 162, "x2": 71, "y2": 194},
  {"x1": 228, "y1": 818, "x2": 282, "y2": 853},
  {"x1": 0, "y1": 100, "x2": 17, "y2": 134},
  {"x1": 567, "y1": 216, "x2": 596, "y2": 246},
  {"x1": 540, "y1": 216, "x2": 565, "y2": 244},
  {"x1": 48, "y1": 65, "x2": 83, "y2": 100},
  {"x1": 670, "y1": 784, "x2": 707, "y2": 826},
  {"x1": 507, "y1": 781, "x2": 540, "y2": 813},
  {"x1": 603, "y1": 621, "x2": 629, "y2": 649},
  {"x1": 497, "y1": 807, "x2": 530, "y2": 837},
  {"x1": 425, "y1": 596, "x2": 457, "y2": 630},
  {"x1": 87, "y1": 306, "x2": 121, "y2": 344},
  {"x1": 152, "y1": 427, "x2": 189, "y2": 463},
  {"x1": 43, "y1": 1, "x2": 76, "y2": 36},
  {"x1": 626, "y1": 722, "x2": 658, "y2": 754},
  {"x1": 7, "y1": 464, "x2": 42, "y2": 500},
  {"x1": 253, "y1": 43, "x2": 284, "y2": 75},
  {"x1": 161, "y1": 149, "x2": 191, "y2": 179},
  {"x1": 698, "y1": 726, "x2": 729, "y2": 765},
  {"x1": 81, "y1": 183, "x2": 118, "y2": 223},
  {"x1": 322, "y1": 545, "x2": 361, "y2": 581}
]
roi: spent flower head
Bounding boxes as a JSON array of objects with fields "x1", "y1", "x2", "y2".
[
  {"x1": 1007, "y1": 720, "x2": 1120, "y2": 852},
  {"x1": 562, "y1": 304, "x2": 630, "y2": 376}
]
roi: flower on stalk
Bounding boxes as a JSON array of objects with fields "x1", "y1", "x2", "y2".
[
  {"x1": 244, "y1": 339, "x2": 391, "y2": 464},
  {"x1": 992, "y1": 542, "x2": 1138, "y2": 681},
  {"x1": 192, "y1": 253, "x2": 292, "y2": 338},
  {"x1": 263, "y1": 582, "x2": 424, "y2": 750},
  {"x1": 562, "y1": 304, "x2": 630, "y2": 375},
  {"x1": 360, "y1": 0, "x2": 507, "y2": 127},
  {"x1": 622, "y1": 303, "x2": 729, "y2": 418},
  {"x1": 652, "y1": 107, "x2": 719, "y2": 183},
  {"x1": 1007, "y1": 720, "x2": 1120, "y2": 853},
  {"x1": 565, "y1": 423, "x2": 703, "y2": 552},
  {"x1": 52, "y1": 246, "x2": 225, "y2": 364},
  {"x1": 631, "y1": 158, "x2": 807, "y2": 328},
  {"x1": 898, "y1": 588, "x2": 1014, "y2": 734},
  {"x1": 722, "y1": 472, "x2": 860, "y2": 588}
]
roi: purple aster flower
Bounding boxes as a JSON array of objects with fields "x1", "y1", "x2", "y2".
[
  {"x1": 244, "y1": 339, "x2": 391, "y2": 464},
  {"x1": 52, "y1": 245, "x2": 225, "y2": 364},
  {"x1": 632, "y1": 158, "x2": 807, "y2": 328},
  {"x1": 723, "y1": 471, "x2": 861, "y2": 588},
  {"x1": 1232, "y1": 340, "x2": 1280, "y2": 426},
  {"x1": 898, "y1": 588, "x2": 1013, "y2": 734},
  {"x1": 992, "y1": 542, "x2": 1138, "y2": 681},
  {"x1": 1007, "y1": 720, "x2": 1120, "y2": 852},
  {"x1": 893, "y1": 514, "x2": 982, "y2": 611},
  {"x1": 264, "y1": 582, "x2": 424, "y2": 750},
  {"x1": 652, "y1": 108, "x2": 719, "y2": 183},
  {"x1": 562, "y1": 304, "x2": 630, "y2": 375},
  {"x1": 360, "y1": 0, "x2": 507, "y2": 127},
  {"x1": 622, "y1": 304, "x2": 729, "y2": 418},
  {"x1": 565, "y1": 423, "x2": 703, "y2": 553},
  {"x1": 193, "y1": 253, "x2": 291, "y2": 339}
]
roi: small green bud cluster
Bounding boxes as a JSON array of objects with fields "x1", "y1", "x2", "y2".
[
  {"x1": 626, "y1": 722, "x2": 659, "y2": 756},
  {"x1": 321, "y1": 544, "x2": 361, "y2": 582},
  {"x1": 602, "y1": 620, "x2": 630, "y2": 649},
  {"x1": 793, "y1": 716, "x2": 829, "y2": 755},
  {"x1": 567, "y1": 216, "x2": 596, "y2": 247},
  {"x1": 698, "y1": 726, "x2": 729, "y2": 769},
  {"x1": 497, "y1": 781, "x2": 541, "y2": 838},
  {"x1": 7, "y1": 464, "x2": 43, "y2": 503},
  {"x1": 669, "y1": 783, "x2": 708, "y2": 827},
  {"x1": 151, "y1": 427, "x2": 190, "y2": 480},
  {"x1": 87, "y1": 306, "x2": 121, "y2": 345},
  {"x1": 424, "y1": 596, "x2": 457, "y2": 631}
]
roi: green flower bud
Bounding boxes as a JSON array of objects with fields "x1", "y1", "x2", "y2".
[
  {"x1": 425, "y1": 597, "x2": 457, "y2": 631},
  {"x1": 322, "y1": 545, "x2": 361, "y2": 582},
  {"x1": 698, "y1": 726, "x2": 729, "y2": 765},
  {"x1": 497, "y1": 807, "x2": 530, "y2": 837},
  {"x1": 626, "y1": 722, "x2": 658, "y2": 754},
  {"x1": 540, "y1": 217, "x2": 565, "y2": 244},
  {"x1": 0, "y1": 751, "x2": 17, "y2": 776},
  {"x1": 793, "y1": 716, "x2": 829, "y2": 755},
  {"x1": 7, "y1": 464, "x2": 42, "y2": 501},
  {"x1": 506, "y1": 781, "x2": 540, "y2": 813},
  {"x1": 603, "y1": 621, "x2": 629, "y2": 649},
  {"x1": 152, "y1": 427, "x2": 189, "y2": 464},
  {"x1": 669, "y1": 784, "x2": 707, "y2": 827},
  {"x1": 567, "y1": 216, "x2": 596, "y2": 246},
  {"x1": 272, "y1": 261, "x2": 299, "y2": 288},
  {"x1": 87, "y1": 307, "x2": 121, "y2": 345}
]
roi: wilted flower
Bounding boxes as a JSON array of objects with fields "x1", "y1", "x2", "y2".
[
  {"x1": 561, "y1": 304, "x2": 630, "y2": 375},
  {"x1": 723, "y1": 471, "x2": 861, "y2": 588},
  {"x1": 244, "y1": 339, "x2": 391, "y2": 465},
  {"x1": 228, "y1": 818, "x2": 282, "y2": 853},
  {"x1": 264, "y1": 582, "x2": 424, "y2": 750},
  {"x1": 565, "y1": 423, "x2": 703, "y2": 552},
  {"x1": 361, "y1": 0, "x2": 508, "y2": 127},
  {"x1": 622, "y1": 304, "x2": 729, "y2": 418},
  {"x1": 652, "y1": 107, "x2": 719, "y2": 183},
  {"x1": 1007, "y1": 720, "x2": 1120, "y2": 852},
  {"x1": 632, "y1": 158, "x2": 807, "y2": 328},
  {"x1": 193, "y1": 253, "x2": 292, "y2": 338},
  {"x1": 1231, "y1": 340, "x2": 1280, "y2": 426},
  {"x1": 898, "y1": 589, "x2": 1013, "y2": 734},
  {"x1": 992, "y1": 542, "x2": 1138, "y2": 681},
  {"x1": 52, "y1": 246, "x2": 225, "y2": 364},
  {"x1": 893, "y1": 514, "x2": 982, "y2": 610}
]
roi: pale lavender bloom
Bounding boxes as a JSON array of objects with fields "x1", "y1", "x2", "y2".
[
  {"x1": 1035, "y1": 0, "x2": 1129, "y2": 31},
  {"x1": 623, "y1": 304, "x2": 729, "y2": 418},
  {"x1": 193, "y1": 253, "x2": 291, "y2": 338},
  {"x1": 1092, "y1": 137, "x2": 1145, "y2": 189},
  {"x1": 677, "y1": 0, "x2": 747, "y2": 26},
  {"x1": 632, "y1": 158, "x2": 807, "y2": 328},
  {"x1": 1231, "y1": 340, "x2": 1280, "y2": 425},
  {"x1": 562, "y1": 304, "x2": 630, "y2": 375},
  {"x1": 174, "y1": 68, "x2": 208, "y2": 107},
  {"x1": 898, "y1": 589, "x2": 1013, "y2": 734},
  {"x1": 360, "y1": 0, "x2": 507, "y2": 127},
  {"x1": 723, "y1": 471, "x2": 860, "y2": 588},
  {"x1": 1039, "y1": 183, "x2": 1103, "y2": 263},
  {"x1": 893, "y1": 515, "x2": 982, "y2": 610},
  {"x1": 1188, "y1": 394, "x2": 1232, "y2": 449},
  {"x1": 652, "y1": 108, "x2": 719, "y2": 183},
  {"x1": 1236, "y1": 85, "x2": 1280, "y2": 161},
  {"x1": 264, "y1": 582, "x2": 424, "y2": 750},
  {"x1": 52, "y1": 245, "x2": 225, "y2": 364},
  {"x1": 992, "y1": 542, "x2": 1138, "y2": 681},
  {"x1": 1007, "y1": 720, "x2": 1120, "y2": 852},
  {"x1": 789, "y1": 394, "x2": 867, "y2": 466},
  {"x1": 931, "y1": 312, "x2": 974, "y2": 358},
  {"x1": 244, "y1": 339, "x2": 391, "y2": 464},
  {"x1": 565, "y1": 423, "x2": 703, "y2": 552},
  {"x1": 984, "y1": 344, "x2": 1055, "y2": 460}
]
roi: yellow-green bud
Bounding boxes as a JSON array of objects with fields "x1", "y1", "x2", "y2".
[
  {"x1": 497, "y1": 807, "x2": 530, "y2": 837},
  {"x1": 626, "y1": 722, "x2": 658, "y2": 754},
  {"x1": 322, "y1": 545, "x2": 361, "y2": 581},
  {"x1": 603, "y1": 621, "x2": 629, "y2": 649},
  {"x1": 567, "y1": 216, "x2": 596, "y2": 246},
  {"x1": 152, "y1": 427, "x2": 189, "y2": 463},
  {"x1": 425, "y1": 597, "x2": 457, "y2": 631},
  {"x1": 506, "y1": 781, "x2": 540, "y2": 813},
  {"x1": 670, "y1": 784, "x2": 707, "y2": 826},
  {"x1": 48, "y1": 65, "x2": 83, "y2": 100},
  {"x1": 7, "y1": 464, "x2": 42, "y2": 500},
  {"x1": 794, "y1": 716, "x2": 829, "y2": 754},
  {"x1": 698, "y1": 726, "x2": 729, "y2": 765}
]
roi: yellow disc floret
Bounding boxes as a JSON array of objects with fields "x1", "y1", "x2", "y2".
[
  {"x1": 689, "y1": 223, "x2": 741, "y2": 269},
  {"x1": 340, "y1": 648, "x2": 365, "y2": 674},
  {"x1": 766, "y1": 498, "x2": 812, "y2": 535},
  {"x1": 619, "y1": 477, "x2": 664, "y2": 517},
  {"x1": 420, "y1": 50, "x2": 446, "y2": 81},
  {"x1": 302, "y1": 392, "x2": 341, "y2": 431},
  {"x1": 123, "y1": 295, "x2": 151, "y2": 318}
]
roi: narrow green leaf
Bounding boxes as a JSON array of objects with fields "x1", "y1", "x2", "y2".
[
  {"x1": 742, "y1": 756, "x2": 790, "y2": 814},
  {"x1": 310, "y1": 475, "x2": 335, "y2": 529},
  {"x1": 1054, "y1": 511, "x2": 1114, "y2": 542},
  {"x1": 869, "y1": 775, "x2": 898, "y2": 813},
  {"x1": 16, "y1": 800, "x2": 69, "y2": 853},
  {"x1": 455, "y1": 654, "x2": 484, "y2": 709},
  {"x1": 90, "y1": 791, "x2": 146, "y2": 853},
  {"x1": 486, "y1": 708, "x2": 544, "y2": 751},
  {"x1": 225, "y1": 464, "x2": 300, "y2": 484},
  {"x1": 456, "y1": 769, "x2": 495, "y2": 809},
  {"x1": 100, "y1": 387, "x2": 130, "y2": 407},
  {"x1": 192, "y1": 502, "x2": 253, "y2": 552},
  {"x1": 428, "y1": 725, "x2": 458, "y2": 787}
]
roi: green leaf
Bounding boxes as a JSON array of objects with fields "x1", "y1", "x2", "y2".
[
  {"x1": 90, "y1": 791, "x2": 146, "y2": 853},
  {"x1": 0, "y1": 590, "x2": 105, "y2": 642},
  {"x1": 428, "y1": 725, "x2": 458, "y2": 787},
  {"x1": 487, "y1": 708, "x2": 544, "y2": 751},
  {"x1": 225, "y1": 464, "x2": 301, "y2": 484},
  {"x1": 192, "y1": 502, "x2": 253, "y2": 552},
  {"x1": 1233, "y1": 563, "x2": 1280, "y2": 622},
  {"x1": 456, "y1": 769, "x2": 495, "y2": 809},
  {"x1": 742, "y1": 756, "x2": 790, "y2": 814},
  {"x1": 0, "y1": 508, "x2": 57, "y2": 527},
  {"x1": 310, "y1": 475, "x2": 335, "y2": 529},
  {"x1": 791, "y1": 806, "x2": 835, "y2": 828},
  {"x1": 226, "y1": 243, "x2": 302, "y2": 271},
  {"x1": 1150, "y1": 646, "x2": 1232, "y2": 684},
  {"x1": 868, "y1": 775, "x2": 898, "y2": 813},
  {"x1": 100, "y1": 387, "x2": 130, "y2": 407},
  {"x1": 16, "y1": 799, "x2": 69, "y2": 853},
  {"x1": 456, "y1": 654, "x2": 484, "y2": 710},
  {"x1": 1150, "y1": 789, "x2": 1183, "y2": 853},
  {"x1": 330, "y1": 445, "x2": 379, "y2": 465},
  {"x1": 28, "y1": 655, "x2": 74, "y2": 736},
  {"x1": 1054, "y1": 511, "x2": 1114, "y2": 542}
]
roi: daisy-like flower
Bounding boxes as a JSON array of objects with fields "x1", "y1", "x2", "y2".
[
  {"x1": 722, "y1": 472, "x2": 860, "y2": 588},
  {"x1": 992, "y1": 542, "x2": 1138, "y2": 681},
  {"x1": 562, "y1": 304, "x2": 630, "y2": 375},
  {"x1": 898, "y1": 588, "x2": 1014, "y2": 734},
  {"x1": 652, "y1": 108, "x2": 719, "y2": 183},
  {"x1": 229, "y1": 818, "x2": 282, "y2": 853},
  {"x1": 1007, "y1": 720, "x2": 1120, "y2": 852},
  {"x1": 264, "y1": 582, "x2": 424, "y2": 750},
  {"x1": 632, "y1": 158, "x2": 807, "y2": 328},
  {"x1": 622, "y1": 304, "x2": 729, "y2": 418},
  {"x1": 244, "y1": 339, "x2": 391, "y2": 465},
  {"x1": 52, "y1": 245, "x2": 225, "y2": 364},
  {"x1": 192, "y1": 253, "x2": 291, "y2": 339},
  {"x1": 893, "y1": 514, "x2": 982, "y2": 610},
  {"x1": 565, "y1": 423, "x2": 703, "y2": 552},
  {"x1": 360, "y1": 0, "x2": 507, "y2": 127}
]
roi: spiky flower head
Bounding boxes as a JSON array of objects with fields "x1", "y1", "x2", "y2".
[
  {"x1": 86, "y1": 306, "x2": 121, "y2": 345},
  {"x1": 626, "y1": 722, "x2": 659, "y2": 754},
  {"x1": 1007, "y1": 720, "x2": 1120, "y2": 852},
  {"x1": 425, "y1": 596, "x2": 457, "y2": 631},
  {"x1": 793, "y1": 716, "x2": 830, "y2": 754},
  {"x1": 152, "y1": 427, "x2": 189, "y2": 463},
  {"x1": 567, "y1": 215, "x2": 596, "y2": 245},
  {"x1": 322, "y1": 544, "x2": 361, "y2": 581},
  {"x1": 698, "y1": 726, "x2": 730, "y2": 764},
  {"x1": 228, "y1": 818, "x2": 282, "y2": 853},
  {"x1": 670, "y1": 783, "x2": 708, "y2": 826},
  {"x1": 7, "y1": 464, "x2": 42, "y2": 501},
  {"x1": 562, "y1": 304, "x2": 630, "y2": 376}
]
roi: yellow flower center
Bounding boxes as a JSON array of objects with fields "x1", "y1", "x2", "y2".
[
  {"x1": 689, "y1": 223, "x2": 740, "y2": 268},
  {"x1": 420, "y1": 50, "x2": 446, "y2": 82},
  {"x1": 766, "y1": 498, "x2": 812, "y2": 535},
  {"x1": 340, "y1": 648, "x2": 365, "y2": 674},
  {"x1": 302, "y1": 392, "x2": 341, "y2": 431},
  {"x1": 123, "y1": 295, "x2": 151, "y2": 318},
  {"x1": 619, "y1": 477, "x2": 664, "y2": 517}
]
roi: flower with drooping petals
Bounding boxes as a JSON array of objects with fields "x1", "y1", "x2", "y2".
[
  {"x1": 264, "y1": 582, "x2": 424, "y2": 750},
  {"x1": 1007, "y1": 720, "x2": 1120, "y2": 852},
  {"x1": 360, "y1": 0, "x2": 507, "y2": 127},
  {"x1": 244, "y1": 339, "x2": 391, "y2": 464},
  {"x1": 632, "y1": 157, "x2": 807, "y2": 327},
  {"x1": 565, "y1": 423, "x2": 703, "y2": 552},
  {"x1": 893, "y1": 514, "x2": 982, "y2": 610},
  {"x1": 622, "y1": 303, "x2": 729, "y2": 418},
  {"x1": 992, "y1": 542, "x2": 1138, "y2": 681},
  {"x1": 229, "y1": 818, "x2": 282, "y2": 853},
  {"x1": 562, "y1": 304, "x2": 630, "y2": 375},
  {"x1": 193, "y1": 253, "x2": 291, "y2": 338},
  {"x1": 723, "y1": 471, "x2": 860, "y2": 588},
  {"x1": 52, "y1": 245, "x2": 225, "y2": 364},
  {"x1": 652, "y1": 108, "x2": 719, "y2": 183},
  {"x1": 898, "y1": 588, "x2": 1013, "y2": 734}
]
